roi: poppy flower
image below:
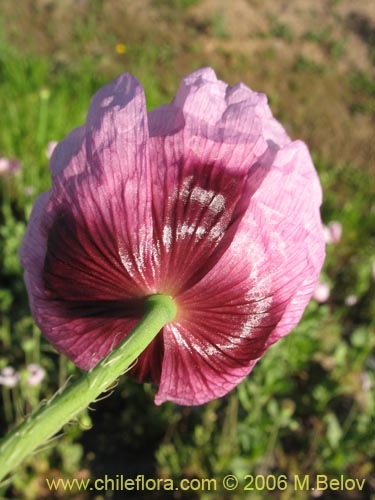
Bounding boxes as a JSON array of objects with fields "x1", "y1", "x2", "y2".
[{"x1": 20, "y1": 68, "x2": 325, "y2": 405}]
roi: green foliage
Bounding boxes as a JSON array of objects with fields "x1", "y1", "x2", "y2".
[
  {"x1": 269, "y1": 18, "x2": 295, "y2": 43},
  {"x1": 349, "y1": 70, "x2": 375, "y2": 97},
  {"x1": 155, "y1": 0, "x2": 200, "y2": 9}
]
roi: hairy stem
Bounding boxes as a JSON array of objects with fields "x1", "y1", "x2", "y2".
[{"x1": 0, "y1": 294, "x2": 176, "y2": 482}]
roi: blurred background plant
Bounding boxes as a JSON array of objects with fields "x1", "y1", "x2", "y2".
[{"x1": 0, "y1": 0, "x2": 374, "y2": 499}]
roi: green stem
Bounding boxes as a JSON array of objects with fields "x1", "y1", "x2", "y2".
[
  {"x1": 0, "y1": 294, "x2": 176, "y2": 482},
  {"x1": 1, "y1": 387, "x2": 13, "y2": 425}
]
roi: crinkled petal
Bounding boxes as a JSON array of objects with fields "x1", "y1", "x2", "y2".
[
  {"x1": 20, "y1": 73, "x2": 156, "y2": 366},
  {"x1": 49, "y1": 126, "x2": 86, "y2": 178},
  {"x1": 154, "y1": 67, "x2": 290, "y2": 146},
  {"x1": 19, "y1": 190, "x2": 51, "y2": 323},
  {"x1": 154, "y1": 140, "x2": 324, "y2": 405},
  {"x1": 147, "y1": 70, "x2": 278, "y2": 295},
  {"x1": 20, "y1": 68, "x2": 325, "y2": 406},
  {"x1": 156, "y1": 322, "x2": 259, "y2": 405}
]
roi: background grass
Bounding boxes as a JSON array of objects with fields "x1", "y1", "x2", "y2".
[{"x1": 0, "y1": 1, "x2": 374, "y2": 499}]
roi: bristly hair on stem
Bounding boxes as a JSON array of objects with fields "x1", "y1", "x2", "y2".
[{"x1": 0, "y1": 294, "x2": 176, "y2": 483}]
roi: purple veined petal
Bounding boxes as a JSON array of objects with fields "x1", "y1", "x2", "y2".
[
  {"x1": 172, "y1": 67, "x2": 228, "y2": 126},
  {"x1": 20, "y1": 188, "x2": 145, "y2": 359},
  {"x1": 152, "y1": 140, "x2": 325, "y2": 404},
  {"x1": 155, "y1": 252, "x2": 279, "y2": 405},
  {"x1": 146, "y1": 68, "x2": 290, "y2": 298},
  {"x1": 146, "y1": 142, "x2": 266, "y2": 295},
  {"x1": 43, "y1": 315, "x2": 143, "y2": 370},
  {"x1": 152, "y1": 67, "x2": 290, "y2": 147},
  {"x1": 148, "y1": 71, "x2": 278, "y2": 295},
  {"x1": 155, "y1": 322, "x2": 259, "y2": 406},
  {"x1": 20, "y1": 68, "x2": 326, "y2": 405},
  {"x1": 20, "y1": 74, "x2": 157, "y2": 366},
  {"x1": 130, "y1": 333, "x2": 164, "y2": 384},
  {"x1": 19, "y1": 191, "x2": 51, "y2": 325},
  {"x1": 224, "y1": 83, "x2": 291, "y2": 147},
  {"x1": 22, "y1": 192, "x2": 150, "y2": 367},
  {"x1": 49, "y1": 127, "x2": 85, "y2": 178},
  {"x1": 51, "y1": 73, "x2": 153, "y2": 260},
  {"x1": 244, "y1": 140, "x2": 325, "y2": 345}
]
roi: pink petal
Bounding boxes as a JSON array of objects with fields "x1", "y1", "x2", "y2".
[
  {"x1": 148, "y1": 91, "x2": 324, "y2": 404},
  {"x1": 147, "y1": 70, "x2": 274, "y2": 295},
  {"x1": 19, "y1": 191, "x2": 51, "y2": 324},
  {"x1": 19, "y1": 189, "x2": 146, "y2": 368},
  {"x1": 49, "y1": 127, "x2": 85, "y2": 178},
  {"x1": 20, "y1": 68, "x2": 326, "y2": 405},
  {"x1": 156, "y1": 140, "x2": 325, "y2": 404},
  {"x1": 20, "y1": 74, "x2": 156, "y2": 365},
  {"x1": 151, "y1": 67, "x2": 290, "y2": 146},
  {"x1": 156, "y1": 322, "x2": 259, "y2": 405}
]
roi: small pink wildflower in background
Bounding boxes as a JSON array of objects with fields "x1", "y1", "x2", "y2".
[
  {"x1": 345, "y1": 294, "x2": 358, "y2": 307},
  {"x1": 323, "y1": 220, "x2": 342, "y2": 244},
  {"x1": 26, "y1": 363, "x2": 46, "y2": 386},
  {"x1": 0, "y1": 367, "x2": 20, "y2": 387},
  {"x1": 24, "y1": 186, "x2": 35, "y2": 197},
  {"x1": 313, "y1": 281, "x2": 330, "y2": 304},
  {"x1": 361, "y1": 373, "x2": 371, "y2": 392},
  {"x1": 20, "y1": 68, "x2": 325, "y2": 405},
  {"x1": 0, "y1": 158, "x2": 21, "y2": 177},
  {"x1": 311, "y1": 489, "x2": 323, "y2": 498}
]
